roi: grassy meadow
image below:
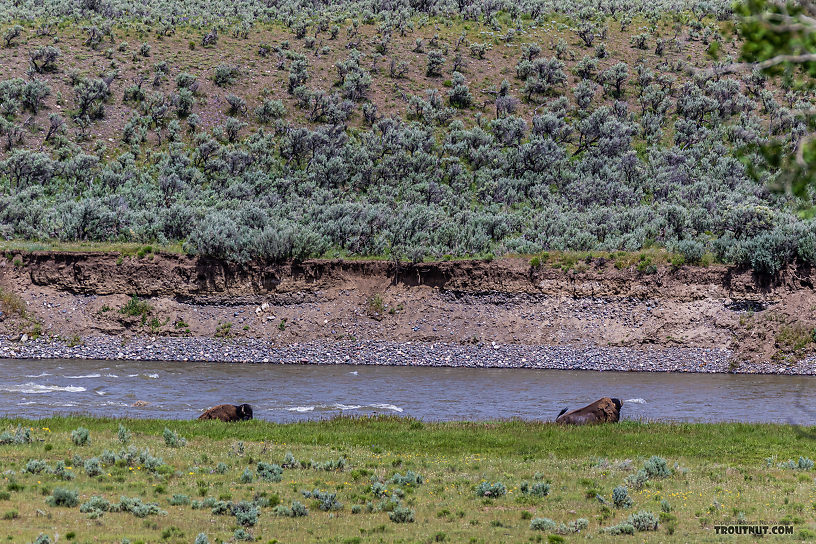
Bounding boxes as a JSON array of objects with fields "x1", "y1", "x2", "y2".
[{"x1": 0, "y1": 417, "x2": 815, "y2": 543}]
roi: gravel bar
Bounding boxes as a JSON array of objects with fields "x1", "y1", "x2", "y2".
[{"x1": 2, "y1": 335, "x2": 813, "y2": 374}]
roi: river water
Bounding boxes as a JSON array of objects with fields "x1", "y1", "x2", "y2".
[{"x1": 0, "y1": 359, "x2": 814, "y2": 424}]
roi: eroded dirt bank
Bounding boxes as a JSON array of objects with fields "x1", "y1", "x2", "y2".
[{"x1": 0, "y1": 251, "x2": 815, "y2": 369}]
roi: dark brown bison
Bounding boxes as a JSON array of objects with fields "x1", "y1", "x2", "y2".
[
  {"x1": 198, "y1": 404, "x2": 254, "y2": 422},
  {"x1": 555, "y1": 397, "x2": 622, "y2": 425}
]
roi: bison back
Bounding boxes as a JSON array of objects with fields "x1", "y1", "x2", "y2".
[{"x1": 198, "y1": 404, "x2": 240, "y2": 422}]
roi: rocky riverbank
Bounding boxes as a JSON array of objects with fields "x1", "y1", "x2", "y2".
[
  {"x1": 3, "y1": 334, "x2": 813, "y2": 374},
  {"x1": 1, "y1": 252, "x2": 816, "y2": 372}
]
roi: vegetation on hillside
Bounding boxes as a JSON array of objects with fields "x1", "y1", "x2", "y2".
[
  {"x1": 0, "y1": 0, "x2": 814, "y2": 273},
  {"x1": 1, "y1": 416, "x2": 815, "y2": 542}
]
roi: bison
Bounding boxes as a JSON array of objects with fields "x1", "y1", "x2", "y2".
[
  {"x1": 198, "y1": 403, "x2": 254, "y2": 422},
  {"x1": 555, "y1": 397, "x2": 622, "y2": 425}
]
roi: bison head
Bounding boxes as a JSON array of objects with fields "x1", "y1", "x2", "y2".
[{"x1": 238, "y1": 404, "x2": 254, "y2": 420}]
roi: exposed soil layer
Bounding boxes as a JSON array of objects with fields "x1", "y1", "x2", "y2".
[{"x1": 1, "y1": 251, "x2": 815, "y2": 370}]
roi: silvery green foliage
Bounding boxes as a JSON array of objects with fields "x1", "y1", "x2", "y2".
[
  {"x1": 605, "y1": 522, "x2": 635, "y2": 535},
  {"x1": 612, "y1": 485, "x2": 632, "y2": 508},
  {"x1": 256, "y1": 462, "x2": 283, "y2": 481},
  {"x1": 80, "y1": 495, "x2": 113, "y2": 516},
  {"x1": 46, "y1": 488, "x2": 79, "y2": 507},
  {"x1": 118, "y1": 496, "x2": 165, "y2": 517},
  {"x1": 117, "y1": 424, "x2": 131, "y2": 445},
  {"x1": 475, "y1": 480, "x2": 506, "y2": 497},
  {"x1": 50, "y1": 461, "x2": 75, "y2": 480},
  {"x1": 194, "y1": 534, "x2": 210, "y2": 544},
  {"x1": 301, "y1": 488, "x2": 343, "y2": 511},
  {"x1": 274, "y1": 500, "x2": 309, "y2": 517},
  {"x1": 0, "y1": 426, "x2": 31, "y2": 445},
  {"x1": 32, "y1": 535, "x2": 53, "y2": 544},
  {"x1": 84, "y1": 457, "x2": 103, "y2": 477},
  {"x1": 625, "y1": 469, "x2": 649, "y2": 490},
  {"x1": 529, "y1": 517, "x2": 556, "y2": 531},
  {"x1": 71, "y1": 427, "x2": 90, "y2": 446},
  {"x1": 389, "y1": 505, "x2": 415, "y2": 523},
  {"x1": 162, "y1": 428, "x2": 186, "y2": 447},
  {"x1": 520, "y1": 481, "x2": 550, "y2": 497},
  {"x1": 627, "y1": 510, "x2": 659, "y2": 531},
  {"x1": 232, "y1": 529, "x2": 253, "y2": 541},
  {"x1": 169, "y1": 494, "x2": 190, "y2": 505},
  {"x1": 642, "y1": 456, "x2": 671, "y2": 478},
  {"x1": 231, "y1": 501, "x2": 260, "y2": 527},
  {"x1": 390, "y1": 470, "x2": 423, "y2": 486},
  {"x1": 779, "y1": 457, "x2": 814, "y2": 470},
  {"x1": 281, "y1": 451, "x2": 299, "y2": 468},
  {"x1": 240, "y1": 468, "x2": 254, "y2": 483},
  {"x1": 24, "y1": 459, "x2": 48, "y2": 474},
  {"x1": 0, "y1": 0, "x2": 810, "y2": 275}
]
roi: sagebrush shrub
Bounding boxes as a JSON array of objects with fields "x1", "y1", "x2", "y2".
[
  {"x1": 71, "y1": 427, "x2": 90, "y2": 446},
  {"x1": 162, "y1": 428, "x2": 186, "y2": 447},
  {"x1": 475, "y1": 481, "x2": 507, "y2": 498},
  {"x1": 46, "y1": 488, "x2": 79, "y2": 507},
  {"x1": 612, "y1": 486, "x2": 632, "y2": 508},
  {"x1": 389, "y1": 505, "x2": 415, "y2": 523},
  {"x1": 627, "y1": 510, "x2": 659, "y2": 531}
]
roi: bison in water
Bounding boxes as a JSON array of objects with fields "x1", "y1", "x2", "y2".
[
  {"x1": 198, "y1": 403, "x2": 254, "y2": 422},
  {"x1": 555, "y1": 397, "x2": 622, "y2": 425}
]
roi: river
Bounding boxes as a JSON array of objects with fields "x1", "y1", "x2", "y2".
[{"x1": 1, "y1": 359, "x2": 814, "y2": 424}]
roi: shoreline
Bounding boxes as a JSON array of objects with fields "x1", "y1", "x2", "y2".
[{"x1": 2, "y1": 335, "x2": 812, "y2": 375}]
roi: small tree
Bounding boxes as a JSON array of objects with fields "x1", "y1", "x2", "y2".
[{"x1": 3, "y1": 25, "x2": 23, "y2": 48}]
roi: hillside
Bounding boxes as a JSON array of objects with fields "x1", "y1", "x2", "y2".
[{"x1": 0, "y1": 0, "x2": 813, "y2": 273}]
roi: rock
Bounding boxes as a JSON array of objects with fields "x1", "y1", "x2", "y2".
[{"x1": 132, "y1": 400, "x2": 149, "y2": 407}]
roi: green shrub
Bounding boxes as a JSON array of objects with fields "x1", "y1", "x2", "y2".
[
  {"x1": 117, "y1": 424, "x2": 131, "y2": 444},
  {"x1": 612, "y1": 486, "x2": 632, "y2": 508},
  {"x1": 118, "y1": 496, "x2": 165, "y2": 517},
  {"x1": 390, "y1": 470, "x2": 422, "y2": 486},
  {"x1": 120, "y1": 297, "x2": 151, "y2": 323},
  {"x1": 233, "y1": 529, "x2": 253, "y2": 541},
  {"x1": 80, "y1": 495, "x2": 112, "y2": 516},
  {"x1": 24, "y1": 459, "x2": 48, "y2": 474},
  {"x1": 162, "y1": 428, "x2": 186, "y2": 448},
  {"x1": 627, "y1": 510, "x2": 659, "y2": 531},
  {"x1": 302, "y1": 488, "x2": 342, "y2": 511},
  {"x1": 83, "y1": 457, "x2": 103, "y2": 477},
  {"x1": 475, "y1": 481, "x2": 507, "y2": 498},
  {"x1": 0, "y1": 426, "x2": 31, "y2": 445},
  {"x1": 256, "y1": 462, "x2": 283, "y2": 481},
  {"x1": 520, "y1": 481, "x2": 550, "y2": 497},
  {"x1": 50, "y1": 461, "x2": 75, "y2": 481},
  {"x1": 46, "y1": 488, "x2": 79, "y2": 507},
  {"x1": 642, "y1": 456, "x2": 671, "y2": 478},
  {"x1": 389, "y1": 505, "x2": 415, "y2": 523},
  {"x1": 240, "y1": 468, "x2": 254, "y2": 483},
  {"x1": 232, "y1": 501, "x2": 259, "y2": 527},
  {"x1": 529, "y1": 517, "x2": 556, "y2": 531},
  {"x1": 213, "y1": 64, "x2": 240, "y2": 86},
  {"x1": 605, "y1": 522, "x2": 635, "y2": 535},
  {"x1": 169, "y1": 494, "x2": 190, "y2": 506}
]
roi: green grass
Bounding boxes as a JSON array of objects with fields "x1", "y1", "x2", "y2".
[{"x1": 0, "y1": 417, "x2": 814, "y2": 542}]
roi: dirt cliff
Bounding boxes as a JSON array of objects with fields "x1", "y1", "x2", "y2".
[{"x1": 1, "y1": 251, "x2": 814, "y2": 366}]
